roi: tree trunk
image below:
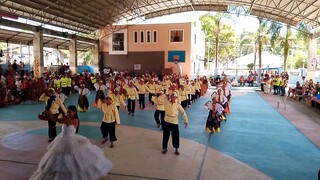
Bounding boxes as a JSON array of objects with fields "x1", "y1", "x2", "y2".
[
  {"x1": 253, "y1": 42, "x2": 257, "y2": 72},
  {"x1": 258, "y1": 37, "x2": 262, "y2": 69},
  {"x1": 215, "y1": 36, "x2": 218, "y2": 69},
  {"x1": 283, "y1": 26, "x2": 290, "y2": 72}
]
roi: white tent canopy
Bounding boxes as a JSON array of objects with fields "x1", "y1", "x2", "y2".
[{"x1": 233, "y1": 51, "x2": 283, "y2": 68}]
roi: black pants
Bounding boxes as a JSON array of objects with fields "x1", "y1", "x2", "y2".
[
  {"x1": 195, "y1": 90, "x2": 200, "y2": 99},
  {"x1": 187, "y1": 94, "x2": 191, "y2": 105},
  {"x1": 149, "y1": 93, "x2": 155, "y2": 105},
  {"x1": 162, "y1": 122, "x2": 179, "y2": 149},
  {"x1": 48, "y1": 113, "x2": 59, "y2": 139},
  {"x1": 154, "y1": 110, "x2": 165, "y2": 125},
  {"x1": 100, "y1": 121, "x2": 117, "y2": 142},
  {"x1": 128, "y1": 99, "x2": 136, "y2": 114},
  {"x1": 181, "y1": 100, "x2": 188, "y2": 108},
  {"x1": 273, "y1": 85, "x2": 279, "y2": 95},
  {"x1": 66, "y1": 87, "x2": 71, "y2": 96},
  {"x1": 138, "y1": 94, "x2": 145, "y2": 109}
]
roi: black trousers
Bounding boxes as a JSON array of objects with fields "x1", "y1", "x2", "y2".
[
  {"x1": 162, "y1": 122, "x2": 179, "y2": 149},
  {"x1": 128, "y1": 99, "x2": 136, "y2": 114},
  {"x1": 149, "y1": 93, "x2": 155, "y2": 105},
  {"x1": 181, "y1": 100, "x2": 188, "y2": 108},
  {"x1": 187, "y1": 94, "x2": 191, "y2": 105},
  {"x1": 100, "y1": 121, "x2": 117, "y2": 142},
  {"x1": 138, "y1": 94, "x2": 145, "y2": 108},
  {"x1": 48, "y1": 113, "x2": 59, "y2": 139},
  {"x1": 154, "y1": 110, "x2": 165, "y2": 125}
]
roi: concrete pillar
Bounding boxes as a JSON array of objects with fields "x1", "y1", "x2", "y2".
[
  {"x1": 307, "y1": 34, "x2": 317, "y2": 81},
  {"x1": 33, "y1": 27, "x2": 44, "y2": 77},
  {"x1": 69, "y1": 36, "x2": 77, "y2": 74},
  {"x1": 93, "y1": 42, "x2": 99, "y2": 74}
]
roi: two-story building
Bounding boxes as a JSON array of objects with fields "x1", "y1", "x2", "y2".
[{"x1": 99, "y1": 21, "x2": 205, "y2": 78}]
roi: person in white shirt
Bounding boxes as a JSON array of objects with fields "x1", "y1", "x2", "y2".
[
  {"x1": 94, "y1": 80, "x2": 108, "y2": 108},
  {"x1": 74, "y1": 84, "x2": 91, "y2": 112}
]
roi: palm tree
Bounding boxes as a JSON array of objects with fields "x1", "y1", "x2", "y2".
[
  {"x1": 268, "y1": 22, "x2": 292, "y2": 71},
  {"x1": 257, "y1": 18, "x2": 269, "y2": 69},
  {"x1": 199, "y1": 13, "x2": 235, "y2": 72}
]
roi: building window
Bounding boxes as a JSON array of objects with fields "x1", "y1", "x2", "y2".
[
  {"x1": 146, "y1": 30, "x2": 151, "y2": 43},
  {"x1": 140, "y1": 30, "x2": 144, "y2": 43},
  {"x1": 194, "y1": 34, "x2": 196, "y2": 44},
  {"x1": 133, "y1": 31, "x2": 138, "y2": 44},
  {"x1": 112, "y1": 33, "x2": 124, "y2": 51},
  {"x1": 153, "y1": 30, "x2": 158, "y2": 43},
  {"x1": 109, "y1": 29, "x2": 127, "y2": 55},
  {"x1": 170, "y1": 30, "x2": 183, "y2": 43}
]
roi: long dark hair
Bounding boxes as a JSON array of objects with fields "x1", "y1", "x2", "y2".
[{"x1": 67, "y1": 105, "x2": 80, "y2": 133}]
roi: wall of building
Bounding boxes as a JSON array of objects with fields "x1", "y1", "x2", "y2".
[
  {"x1": 100, "y1": 51, "x2": 165, "y2": 75},
  {"x1": 99, "y1": 23, "x2": 193, "y2": 77}
]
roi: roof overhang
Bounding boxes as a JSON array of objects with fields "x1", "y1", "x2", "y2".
[{"x1": 0, "y1": 0, "x2": 319, "y2": 33}]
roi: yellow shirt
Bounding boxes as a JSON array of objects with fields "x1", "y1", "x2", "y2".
[
  {"x1": 162, "y1": 80, "x2": 172, "y2": 90},
  {"x1": 151, "y1": 94, "x2": 167, "y2": 111},
  {"x1": 195, "y1": 82, "x2": 201, "y2": 91},
  {"x1": 101, "y1": 102, "x2": 120, "y2": 124},
  {"x1": 184, "y1": 84, "x2": 192, "y2": 94},
  {"x1": 108, "y1": 92, "x2": 126, "y2": 107},
  {"x1": 147, "y1": 83, "x2": 156, "y2": 92},
  {"x1": 39, "y1": 94, "x2": 67, "y2": 114},
  {"x1": 124, "y1": 85, "x2": 139, "y2": 100},
  {"x1": 136, "y1": 83, "x2": 150, "y2": 94},
  {"x1": 164, "y1": 101, "x2": 188, "y2": 125},
  {"x1": 179, "y1": 89, "x2": 188, "y2": 101},
  {"x1": 155, "y1": 84, "x2": 163, "y2": 93}
]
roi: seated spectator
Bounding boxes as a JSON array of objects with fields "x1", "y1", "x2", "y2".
[
  {"x1": 231, "y1": 77, "x2": 239, "y2": 87},
  {"x1": 247, "y1": 74, "x2": 254, "y2": 87},
  {"x1": 239, "y1": 75, "x2": 245, "y2": 86},
  {"x1": 4, "y1": 89, "x2": 19, "y2": 105}
]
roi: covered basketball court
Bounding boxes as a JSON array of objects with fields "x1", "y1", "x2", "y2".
[
  {"x1": 1, "y1": 0, "x2": 320, "y2": 78},
  {"x1": 1, "y1": 1, "x2": 320, "y2": 180}
]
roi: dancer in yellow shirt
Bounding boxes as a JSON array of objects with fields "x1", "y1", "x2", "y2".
[
  {"x1": 162, "y1": 93, "x2": 188, "y2": 155},
  {"x1": 100, "y1": 96, "x2": 120, "y2": 148}
]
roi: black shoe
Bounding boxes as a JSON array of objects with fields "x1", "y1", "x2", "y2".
[
  {"x1": 131, "y1": 114, "x2": 134, "y2": 117},
  {"x1": 128, "y1": 112, "x2": 131, "y2": 115}
]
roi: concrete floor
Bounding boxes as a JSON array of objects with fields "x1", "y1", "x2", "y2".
[{"x1": 0, "y1": 87, "x2": 319, "y2": 180}]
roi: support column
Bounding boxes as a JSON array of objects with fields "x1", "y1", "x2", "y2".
[
  {"x1": 307, "y1": 34, "x2": 317, "y2": 81},
  {"x1": 33, "y1": 27, "x2": 44, "y2": 77},
  {"x1": 93, "y1": 42, "x2": 100, "y2": 74},
  {"x1": 69, "y1": 36, "x2": 78, "y2": 74}
]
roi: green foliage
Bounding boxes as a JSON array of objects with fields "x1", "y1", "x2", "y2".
[
  {"x1": 239, "y1": 31, "x2": 256, "y2": 56},
  {"x1": 78, "y1": 49, "x2": 93, "y2": 65},
  {"x1": 77, "y1": 30, "x2": 99, "y2": 39},
  {"x1": 296, "y1": 22, "x2": 311, "y2": 46},
  {"x1": 247, "y1": 63, "x2": 254, "y2": 70},
  {"x1": 199, "y1": 13, "x2": 236, "y2": 68},
  {"x1": 268, "y1": 22, "x2": 282, "y2": 49},
  {"x1": 293, "y1": 50, "x2": 308, "y2": 69}
]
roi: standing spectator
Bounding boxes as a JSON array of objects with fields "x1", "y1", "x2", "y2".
[
  {"x1": 19, "y1": 61, "x2": 25, "y2": 78},
  {"x1": 12, "y1": 59, "x2": 18, "y2": 72},
  {"x1": 162, "y1": 93, "x2": 188, "y2": 155}
]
